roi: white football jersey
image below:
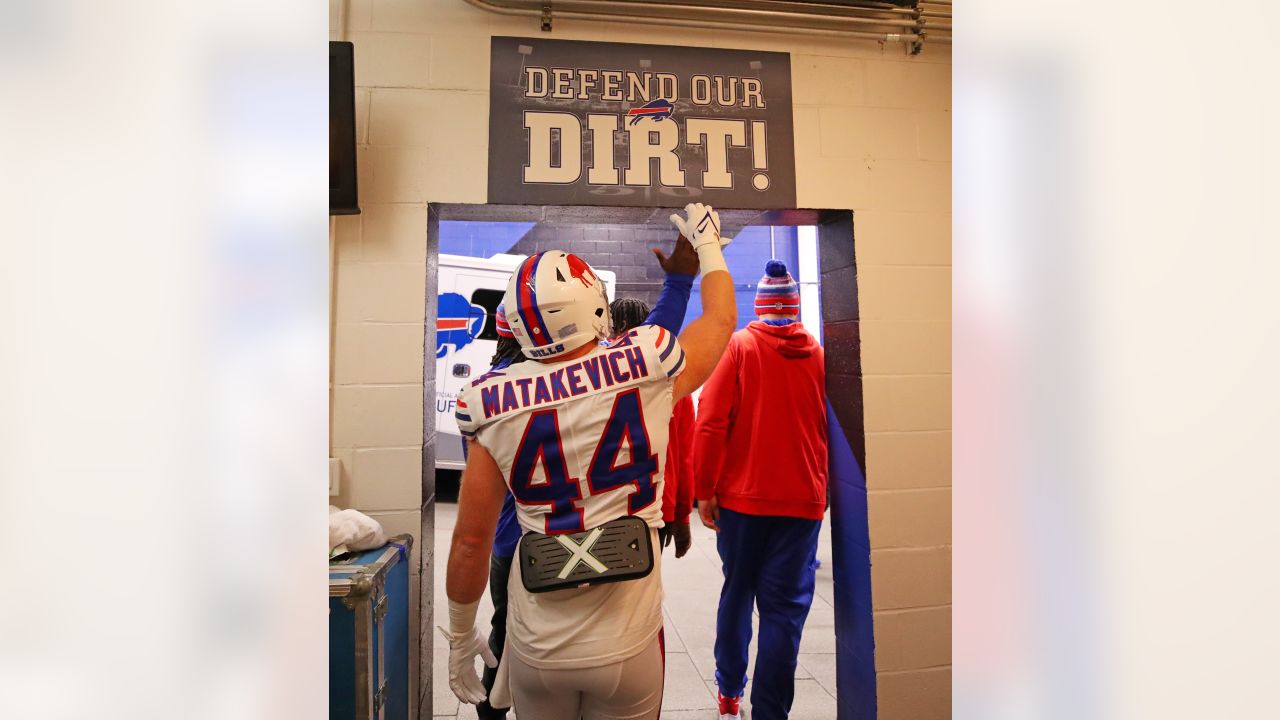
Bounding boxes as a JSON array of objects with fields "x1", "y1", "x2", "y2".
[
  {"x1": 454, "y1": 324, "x2": 686, "y2": 669},
  {"x1": 456, "y1": 323, "x2": 686, "y2": 535}
]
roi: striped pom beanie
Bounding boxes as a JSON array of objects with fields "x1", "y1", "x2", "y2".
[
  {"x1": 495, "y1": 303, "x2": 514, "y2": 338},
  {"x1": 754, "y1": 260, "x2": 800, "y2": 316}
]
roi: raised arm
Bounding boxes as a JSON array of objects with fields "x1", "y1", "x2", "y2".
[
  {"x1": 645, "y1": 234, "x2": 699, "y2": 334},
  {"x1": 671, "y1": 204, "x2": 737, "y2": 402}
]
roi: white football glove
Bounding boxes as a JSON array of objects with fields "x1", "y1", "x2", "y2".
[
  {"x1": 669, "y1": 203, "x2": 731, "y2": 250},
  {"x1": 439, "y1": 600, "x2": 498, "y2": 704},
  {"x1": 670, "y1": 203, "x2": 731, "y2": 275}
]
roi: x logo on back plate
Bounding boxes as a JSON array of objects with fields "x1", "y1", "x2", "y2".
[{"x1": 554, "y1": 527, "x2": 608, "y2": 579}]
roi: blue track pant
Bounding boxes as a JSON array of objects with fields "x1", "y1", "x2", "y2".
[{"x1": 714, "y1": 507, "x2": 821, "y2": 720}]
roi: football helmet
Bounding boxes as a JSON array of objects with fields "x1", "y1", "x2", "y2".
[{"x1": 503, "y1": 251, "x2": 611, "y2": 360}]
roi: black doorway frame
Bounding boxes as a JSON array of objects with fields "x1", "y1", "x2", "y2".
[{"x1": 418, "y1": 203, "x2": 872, "y2": 719}]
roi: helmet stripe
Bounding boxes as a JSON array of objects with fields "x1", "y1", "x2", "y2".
[
  {"x1": 516, "y1": 253, "x2": 552, "y2": 342},
  {"x1": 515, "y1": 255, "x2": 538, "y2": 338},
  {"x1": 527, "y1": 253, "x2": 552, "y2": 339}
]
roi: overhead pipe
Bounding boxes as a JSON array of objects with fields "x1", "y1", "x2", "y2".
[
  {"x1": 775, "y1": 2, "x2": 918, "y2": 16},
  {"x1": 491, "y1": 0, "x2": 922, "y2": 30},
  {"x1": 663, "y1": 0, "x2": 922, "y2": 14},
  {"x1": 463, "y1": 0, "x2": 948, "y2": 47},
  {"x1": 486, "y1": 0, "x2": 921, "y2": 29},
  {"x1": 569, "y1": 0, "x2": 925, "y2": 18}
]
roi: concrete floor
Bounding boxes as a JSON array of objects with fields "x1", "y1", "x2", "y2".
[{"x1": 432, "y1": 501, "x2": 838, "y2": 719}]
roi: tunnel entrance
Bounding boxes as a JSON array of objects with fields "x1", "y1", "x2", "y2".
[{"x1": 419, "y1": 203, "x2": 870, "y2": 718}]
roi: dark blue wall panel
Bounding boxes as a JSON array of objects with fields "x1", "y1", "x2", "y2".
[
  {"x1": 821, "y1": 212, "x2": 873, "y2": 719},
  {"x1": 828, "y1": 401, "x2": 877, "y2": 720}
]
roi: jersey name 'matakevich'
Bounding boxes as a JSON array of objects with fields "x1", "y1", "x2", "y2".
[
  {"x1": 476, "y1": 344, "x2": 650, "y2": 420},
  {"x1": 455, "y1": 324, "x2": 686, "y2": 535}
]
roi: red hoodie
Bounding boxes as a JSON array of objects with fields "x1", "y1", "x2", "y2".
[
  {"x1": 661, "y1": 396, "x2": 695, "y2": 525},
  {"x1": 693, "y1": 321, "x2": 827, "y2": 520}
]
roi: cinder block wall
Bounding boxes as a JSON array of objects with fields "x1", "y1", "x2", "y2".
[
  {"x1": 509, "y1": 223, "x2": 675, "y2": 309},
  {"x1": 329, "y1": 1, "x2": 950, "y2": 717}
]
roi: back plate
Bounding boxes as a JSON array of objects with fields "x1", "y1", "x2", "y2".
[{"x1": 518, "y1": 516, "x2": 654, "y2": 593}]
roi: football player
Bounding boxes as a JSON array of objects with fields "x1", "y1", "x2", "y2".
[
  {"x1": 473, "y1": 237, "x2": 699, "y2": 720},
  {"x1": 442, "y1": 204, "x2": 735, "y2": 719}
]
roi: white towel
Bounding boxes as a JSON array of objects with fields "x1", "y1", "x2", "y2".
[{"x1": 329, "y1": 505, "x2": 388, "y2": 557}]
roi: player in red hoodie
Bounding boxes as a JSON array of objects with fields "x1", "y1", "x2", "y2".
[{"x1": 693, "y1": 260, "x2": 827, "y2": 720}]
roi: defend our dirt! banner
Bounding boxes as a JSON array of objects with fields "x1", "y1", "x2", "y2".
[{"x1": 488, "y1": 36, "x2": 796, "y2": 209}]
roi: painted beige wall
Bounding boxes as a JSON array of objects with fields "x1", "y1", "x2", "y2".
[{"x1": 329, "y1": 1, "x2": 950, "y2": 717}]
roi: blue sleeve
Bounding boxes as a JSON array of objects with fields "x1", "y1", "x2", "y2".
[
  {"x1": 492, "y1": 492, "x2": 522, "y2": 557},
  {"x1": 645, "y1": 273, "x2": 694, "y2": 334}
]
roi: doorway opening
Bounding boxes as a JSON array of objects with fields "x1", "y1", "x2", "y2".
[{"x1": 419, "y1": 204, "x2": 871, "y2": 719}]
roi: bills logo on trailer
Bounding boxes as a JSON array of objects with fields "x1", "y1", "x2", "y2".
[{"x1": 435, "y1": 292, "x2": 486, "y2": 359}]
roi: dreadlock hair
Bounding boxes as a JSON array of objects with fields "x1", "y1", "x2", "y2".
[
  {"x1": 490, "y1": 336, "x2": 527, "y2": 367},
  {"x1": 609, "y1": 298, "x2": 651, "y2": 338}
]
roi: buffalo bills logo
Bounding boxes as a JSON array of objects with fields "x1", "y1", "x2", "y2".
[
  {"x1": 565, "y1": 253, "x2": 597, "y2": 288},
  {"x1": 435, "y1": 292, "x2": 486, "y2": 359},
  {"x1": 626, "y1": 99, "x2": 674, "y2": 126}
]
